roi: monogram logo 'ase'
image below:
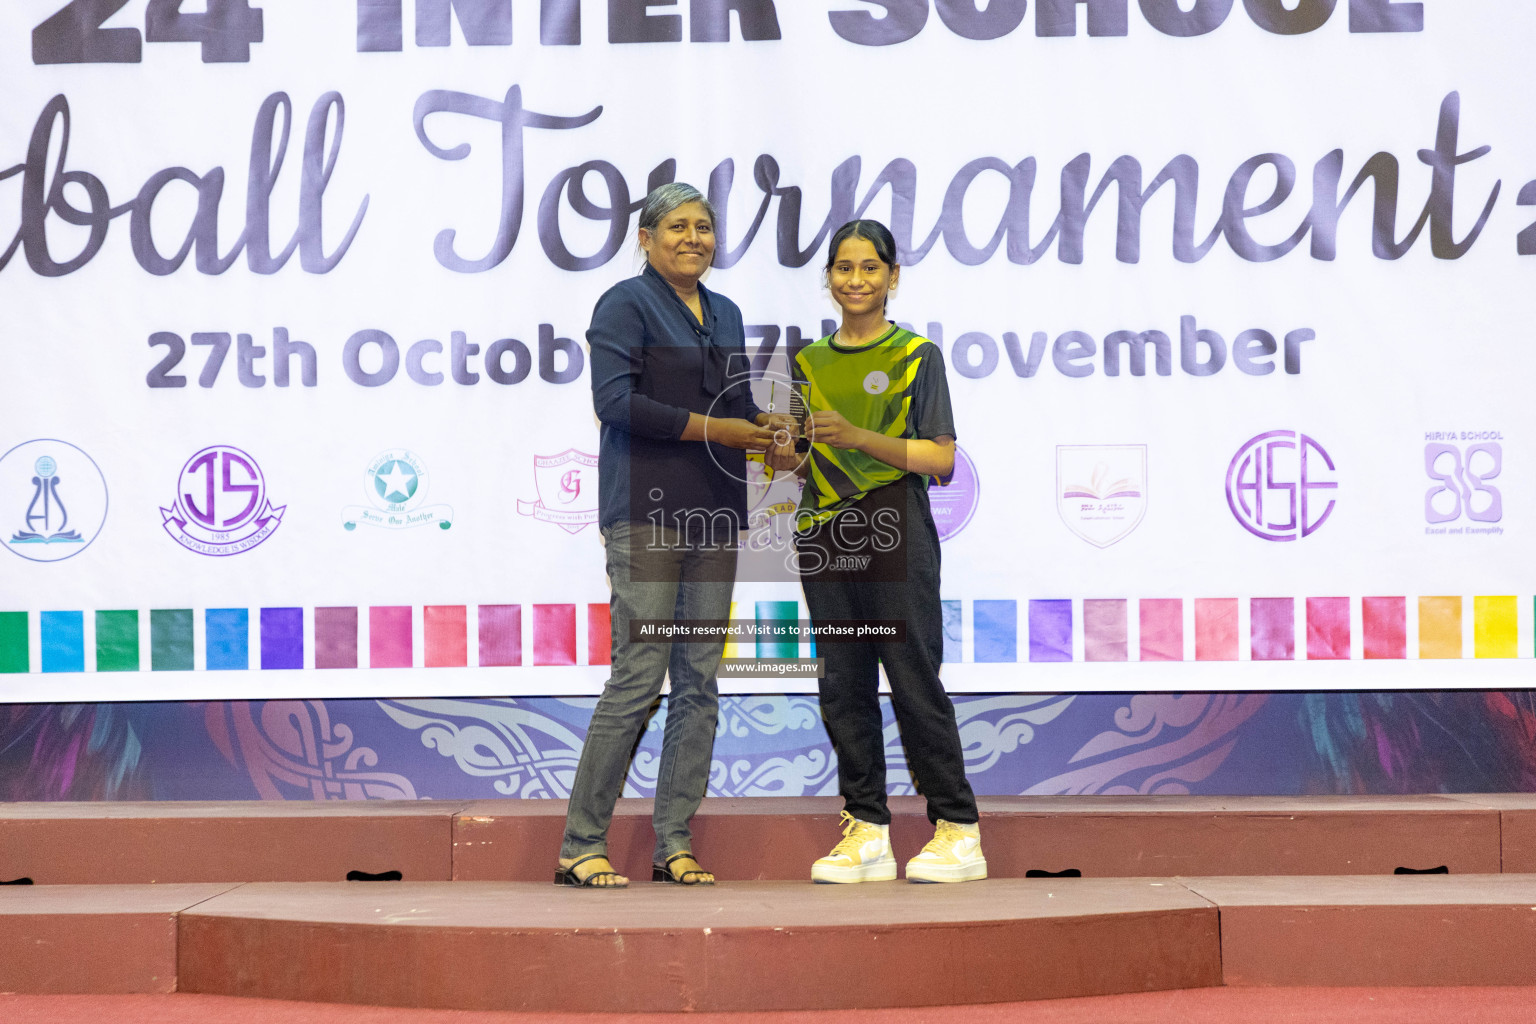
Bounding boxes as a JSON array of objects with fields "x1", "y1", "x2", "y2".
[{"x1": 1225, "y1": 431, "x2": 1337, "y2": 542}]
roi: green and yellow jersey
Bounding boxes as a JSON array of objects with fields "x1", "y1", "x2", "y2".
[{"x1": 792, "y1": 323, "x2": 956, "y2": 530}]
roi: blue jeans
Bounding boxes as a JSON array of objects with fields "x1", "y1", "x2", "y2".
[{"x1": 560, "y1": 520, "x2": 737, "y2": 864}]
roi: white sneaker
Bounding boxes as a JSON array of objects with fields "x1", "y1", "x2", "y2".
[
  {"x1": 811, "y1": 810, "x2": 897, "y2": 883},
  {"x1": 906, "y1": 819, "x2": 987, "y2": 883}
]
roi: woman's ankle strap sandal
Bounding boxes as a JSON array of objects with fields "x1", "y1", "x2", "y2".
[
  {"x1": 555, "y1": 853, "x2": 628, "y2": 888},
  {"x1": 652, "y1": 851, "x2": 715, "y2": 885}
]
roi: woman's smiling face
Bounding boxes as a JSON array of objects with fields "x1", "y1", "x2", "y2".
[{"x1": 640, "y1": 201, "x2": 716, "y2": 287}]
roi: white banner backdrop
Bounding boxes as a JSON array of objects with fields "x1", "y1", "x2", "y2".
[{"x1": 3, "y1": 0, "x2": 1534, "y2": 699}]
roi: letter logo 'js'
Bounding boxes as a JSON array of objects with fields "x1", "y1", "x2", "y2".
[{"x1": 161, "y1": 445, "x2": 285, "y2": 556}]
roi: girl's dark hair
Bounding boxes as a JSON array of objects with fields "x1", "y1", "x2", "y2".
[{"x1": 823, "y1": 219, "x2": 899, "y2": 271}]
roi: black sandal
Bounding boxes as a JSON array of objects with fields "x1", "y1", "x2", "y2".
[
  {"x1": 652, "y1": 851, "x2": 715, "y2": 886},
  {"x1": 554, "y1": 853, "x2": 628, "y2": 888}
]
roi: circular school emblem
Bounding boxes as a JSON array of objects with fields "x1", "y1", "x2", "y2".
[
  {"x1": 161, "y1": 445, "x2": 284, "y2": 556},
  {"x1": 2, "y1": 439, "x2": 109, "y2": 563},
  {"x1": 344, "y1": 448, "x2": 455, "y2": 531}
]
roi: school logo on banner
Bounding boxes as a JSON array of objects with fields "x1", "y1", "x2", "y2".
[
  {"x1": 518, "y1": 449, "x2": 598, "y2": 533},
  {"x1": 1056, "y1": 445, "x2": 1147, "y2": 548},
  {"x1": 1424, "y1": 432, "x2": 1503, "y2": 536},
  {"x1": 343, "y1": 449, "x2": 453, "y2": 531},
  {"x1": 1225, "y1": 431, "x2": 1337, "y2": 542},
  {"x1": 932, "y1": 444, "x2": 981, "y2": 542},
  {"x1": 1, "y1": 439, "x2": 108, "y2": 562},
  {"x1": 161, "y1": 445, "x2": 284, "y2": 556}
]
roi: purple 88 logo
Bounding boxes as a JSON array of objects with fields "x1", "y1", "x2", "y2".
[{"x1": 1425, "y1": 443, "x2": 1501, "y2": 524}]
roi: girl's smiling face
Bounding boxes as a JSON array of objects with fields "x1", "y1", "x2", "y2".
[{"x1": 827, "y1": 236, "x2": 898, "y2": 318}]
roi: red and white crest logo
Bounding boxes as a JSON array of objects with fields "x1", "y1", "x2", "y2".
[{"x1": 518, "y1": 449, "x2": 599, "y2": 534}]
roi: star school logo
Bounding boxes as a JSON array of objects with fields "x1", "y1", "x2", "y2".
[
  {"x1": 343, "y1": 449, "x2": 454, "y2": 531},
  {"x1": 375, "y1": 459, "x2": 418, "y2": 504},
  {"x1": 161, "y1": 445, "x2": 284, "y2": 556},
  {"x1": 1, "y1": 439, "x2": 108, "y2": 563},
  {"x1": 517, "y1": 449, "x2": 598, "y2": 534}
]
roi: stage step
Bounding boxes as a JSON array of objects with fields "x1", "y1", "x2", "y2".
[
  {"x1": 181, "y1": 878, "x2": 1220, "y2": 1011},
  {"x1": 10, "y1": 875, "x2": 1536, "y2": 1008},
  {"x1": 0, "y1": 800, "x2": 459, "y2": 884},
  {"x1": 1188, "y1": 874, "x2": 1536, "y2": 986},
  {"x1": 1452, "y1": 793, "x2": 1536, "y2": 871},
  {"x1": 0, "y1": 883, "x2": 237, "y2": 994},
  {"x1": 2, "y1": 794, "x2": 1514, "y2": 885},
  {"x1": 455, "y1": 794, "x2": 1503, "y2": 882}
]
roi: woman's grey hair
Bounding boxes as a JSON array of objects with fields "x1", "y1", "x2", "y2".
[{"x1": 637, "y1": 182, "x2": 717, "y2": 234}]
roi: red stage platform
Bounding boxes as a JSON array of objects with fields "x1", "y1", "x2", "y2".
[
  {"x1": 458, "y1": 793, "x2": 1502, "y2": 881},
  {"x1": 178, "y1": 878, "x2": 1219, "y2": 1011},
  {"x1": 4, "y1": 795, "x2": 1536, "y2": 1010},
  {"x1": 0, "y1": 883, "x2": 236, "y2": 995},
  {"x1": 1188, "y1": 874, "x2": 1536, "y2": 987},
  {"x1": 1, "y1": 793, "x2": 1511, "y2": 884},
  {"x1": 0, "y1": 800, "x2": 453, "y2": 883}
]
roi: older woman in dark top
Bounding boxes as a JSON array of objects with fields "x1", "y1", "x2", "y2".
[{"x1": 556, "y1": 183, "x2": 787, "y2": 888}]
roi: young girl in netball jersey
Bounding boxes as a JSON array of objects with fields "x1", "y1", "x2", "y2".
[{"x1": 771, "y1": 219, "x2": 984, "y2": 884}]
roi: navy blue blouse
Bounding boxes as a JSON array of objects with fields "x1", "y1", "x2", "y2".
[{"x1": 588, "y1": 263, "x2": 763, "y2": 532}]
